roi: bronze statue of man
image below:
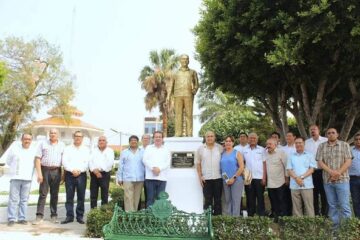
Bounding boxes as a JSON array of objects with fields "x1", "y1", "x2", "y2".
[{"x1": 168, "y1": 54, "x2": 199, "y2": 137}]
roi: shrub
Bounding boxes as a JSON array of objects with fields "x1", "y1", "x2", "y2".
[
  {"x1": 87, "y1": 208, "x2": 360, "y2": 240},
  {"x1": 114, "y1": 150, "x2": 120, "y2": 159},
  {"x1": 86, "y1": 189, "x2": 359, "y2": 240},
  {"x1": 337, "y1": 218, "x2": 360, "y2": 240},
  {"x1": 212, "y1": 216, "x2": 278, "y2": 240},
  {"x1": 86, "y1": 187, "x2": 125, "y2": 238},
  {"x1": 278, "y1": 216, "x2": 332, "y2": 240},
  {"x1": 86, "y1": 203, "x2": 114, "y2": 238},
  {"x1": 110, "y1": 186, "x2": 124, "y2": 206}
]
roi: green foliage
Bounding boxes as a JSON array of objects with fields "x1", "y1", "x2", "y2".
[
  {"x1": 0, "y1": 36, "x2": 74, "y2": 153},
  {"x1": 114, "y1": 150, "x2": 120, "y2": 160},
  {"x1": 86, "y1": 187, "x2": 125, "y2": 238},
  {"x1": 212, "y1": 216, "x2": 277, "y2": 240},
  {"x1": 86, "y1": 203, "x2": 360, "y2": 240},
  {"x1": 194, "y1": 0, "x2": 360, "y2": 140},
  {"x1": 198, "y1": 90, "x2": 273, "y2": 144},
  {"x1": 200, "y1": 110, "x2": 273, "y2": 145},
  {"x1": 110, "y1": 186, "x2": 124, "y2": 206},
  {"x1": 278, "y1": 216, "x2": 333, "y2": 240},
  {"x1": 337, "y1": 218, "x2": 360, "y2": 240},
  {"x1": 0, "y1": 61, "x2": 7, "y2": 87},
  {"x1": 166, "y1": 116, "x2": 175, "y2": 137},
  {"x1": 86, "y1": 203, "x2": 114, "y2": 238}
]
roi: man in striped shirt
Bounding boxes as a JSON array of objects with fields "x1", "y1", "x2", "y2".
[{"x1": 33, "y1": 128, "x2": 65, "y2": 224}]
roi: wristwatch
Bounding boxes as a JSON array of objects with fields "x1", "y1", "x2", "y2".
[
  {"x1": 300, "y1": 175, "x2": 305, "y2": 179},
  {"x1": 233, "y1": 175, "x2": 237, "y2": 179}
]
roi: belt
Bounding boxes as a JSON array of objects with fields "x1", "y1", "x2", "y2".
[
  {"x1": 350, "y1": 175, "x2": 360, "y2": 179},
  {"x1": 42, "y1": 166, "x2": 60, "y2": 170},
  {"x1": 66, "y1": 170, "x2": 86, "y2": 174}
]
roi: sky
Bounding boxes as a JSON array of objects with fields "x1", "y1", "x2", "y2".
[{"x1": 0, "y1": 0, "x2": 203, "y2": 144}]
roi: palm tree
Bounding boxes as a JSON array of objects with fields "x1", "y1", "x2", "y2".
[{"x1": 139, "y1": 49, "x2": 178, "y2": 137}]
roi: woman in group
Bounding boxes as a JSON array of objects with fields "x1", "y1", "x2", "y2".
[{"x1": 220, "y1": 135, "x2": 245, "y2": 216}]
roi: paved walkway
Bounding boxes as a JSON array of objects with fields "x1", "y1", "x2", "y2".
[{"x1": 0, "y1": 202, "x2": 102, "y2": 239}]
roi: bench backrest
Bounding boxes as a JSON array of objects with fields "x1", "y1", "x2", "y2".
[{"x1": 103, "y1": 192, "x2": 213, "y2": 239}]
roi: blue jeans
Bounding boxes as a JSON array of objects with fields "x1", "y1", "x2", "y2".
[
  {"x1": 8, "y1": 179, "x2": 32, "y2": 221},
  {"x1": 350, "y1": 176, "x2": 360, "y2": 218},
  {"x1": 65, "y1": 171, "x2": 87, "y2": 220},
  {"x1": 145, "y1": 179, "x2": 166, "y2": 207},
  {"x1": 324, "y1": 182, "x2": 352, "y2": 228}
]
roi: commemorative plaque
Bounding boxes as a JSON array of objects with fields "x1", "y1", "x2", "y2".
[{"x1": 171, "y1": 152, "x2": 195, "y2": 168}]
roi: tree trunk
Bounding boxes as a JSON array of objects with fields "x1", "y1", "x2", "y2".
[
  {"x1": 340, "y1": 79, "x2": 360, "y2": 141},
  {"x1": 299, "y1": 82, "x2": 312, "y2": 124},
  {"x1": 299, "y1": 79, "x2": 327, "y2": 125},
  {"x1": 311, "y1": 79, "x2": 327, "y2": 123},
  {"x1": 162, "y1": 105, "x2": 168, "y2": 138},
  {"x1": 1, "y1": 105, "x2": 25, "y2": 152},
  {"x1": 325, "y1": 106, "x2": 337, "y2": 131},
  {"x1": 288, "y1": 102, "x2": 308, "y2": 138},
  {"x1": 259, "y1": 95, "x2": 284, "y2": 140},
  {"x1": 289, "y1": 85, "x2": 308, "y2": 138},
  {"x1": 280, "y1": 86, "x2": 288, "y2": 139},
  {"x1": 340, "y1": 102, "x2": 359, "y2": 141}
]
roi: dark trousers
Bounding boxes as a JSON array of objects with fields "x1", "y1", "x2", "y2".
[
  {"x1": 145, "y1": 179, "x2": 166, "y2": 207},
  {"x1": 65, "y1": 171, "x2": 87, "y2": 220},
  {"x1": 90, "y1": 171, "x2": 110, "y2": 209},
  {"x1": 245, "y1": 179, "x2": 265, "y2": 216},
  {"x1": 313, "y1": 170, "x2": 328, "y2": 216},
  {"x1": 268, "y1": 184, "x2": 288, "y2": 218},
  {"x1": 203, "y1": 178, "x2": 222, "y2": 215},
  {"x1": 350, "y1": 176, "x2": 360, "y2": 218},
  {"x1": 142, "y1": 183, "x2": 147, "y2": 209},
  {"x1": 36, "y1": 166, "x2": 61, "y2": 218},
  {"x1": 284, "y1": 184, "x2": 292, "y2": 216}
]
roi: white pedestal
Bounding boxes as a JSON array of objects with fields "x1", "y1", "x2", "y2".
[{"x1": 164, "y1": 137, "x2": 204, "y2": 214}]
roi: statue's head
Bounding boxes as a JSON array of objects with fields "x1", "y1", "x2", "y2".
[{"x1": 179, "y1": 54, "x2": 189, "y2": 68}]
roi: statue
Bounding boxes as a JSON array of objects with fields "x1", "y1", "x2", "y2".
[{"x1": 168, "y1": 54, "x2": 199, "y2": 137}]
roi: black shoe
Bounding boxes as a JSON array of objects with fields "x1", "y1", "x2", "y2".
[
  {"x1": 18, "y1": 220, "x2": 28, "y2": 225},
  {"x1": 77, "y1": 218, "x2": 85, "y2": 224},
  {"x1": 61, "y1": 218, "x2": 74, "y2": 224},
  {"x1": 7, "y1": 221, "x2": 15, "y2": 227}
]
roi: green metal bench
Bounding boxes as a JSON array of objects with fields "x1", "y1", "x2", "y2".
[{"x1": 102, "y1": 192, "x2": 214, "y2": 239}]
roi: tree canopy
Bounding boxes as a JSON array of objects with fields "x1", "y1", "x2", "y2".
[
  {"x1": 0, "y1": 37, "x2": 74, "y2": 153},
  {"x1": 194, "y1": 0, "x2": 360, "y2": 141}
]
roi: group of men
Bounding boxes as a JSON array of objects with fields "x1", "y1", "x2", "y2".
[
  {"x1": 196, "y1": 125, "x2": 360, "y2": 228},
  {"x1": 5, "y1": 125, "x2": 360, "y2": 229},
  {"x1": 6, "y1": 129, "x2": 115, "y2": 226},
  {"x1": 5, "y1": 129, "x2": 172, "y2": 227}
]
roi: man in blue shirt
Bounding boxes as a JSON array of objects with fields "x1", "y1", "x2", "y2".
[
  {"x1": 287, "y1": 136, "x2": 317, "y2": 216},
  {"x1": 350, "y1": 133, "x2": 360, "y2": 218},
  {"x1": 117, "y1": 135, "x2": 145, "y2": 212}
]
